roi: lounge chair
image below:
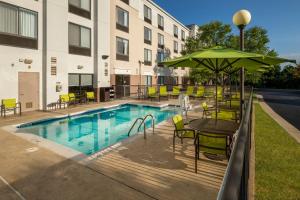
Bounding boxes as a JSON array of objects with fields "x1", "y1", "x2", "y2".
[
  {"x1": 202, "y1": 102, "x2": 238, "y2": 122},
  {"x1": 195, "y1": 132, "x2": 228, "y2": 173},
  {"x1": 192, "y1": 86, "x2": 205, "y2": 98},
  {"x1": 185, "y1": 86, "x2": 194, "y2": 96},
  {"x1": 86, "y1": 91, "x2": 95, "y2": 102},
  {"x1": 203, "y1": 87, "x2": 214, "y2": 100},
  {"x1": 1, "y1": 99, "x2": 21, "y2": 117},
  {"x1": 172, "y1": 114, "x2": 195, "y2": 151},
  {"x1": 148, "y1": 87, "x2": 159, "y2": 101},
  {"x1": 159, "y1": 86, "x2": 168, "y2": 100},
  {"x1": 170, "y1": 86, "x2": 181, "y2": 98},
  {"x1": 58, "y1": 94, "x2": 75, "y2": 108}
]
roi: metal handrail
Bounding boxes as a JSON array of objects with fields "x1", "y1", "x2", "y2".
[
  {"x1": 127, "y1": 114, "x2": 155, "y2": 139},
  {"x1": 137, "y1": 114, "x2": 155, "y2": 139},
  {"x1": 128, "y1": 117, "x2": 143, "y2": 137}
]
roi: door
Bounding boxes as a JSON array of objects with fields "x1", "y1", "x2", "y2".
[
  {"x1": 18, "y1": 72, "x2": 39, "y2": 112},
  {"x1": 115, "y1": 75, "x2": 130, "y2": 98}
]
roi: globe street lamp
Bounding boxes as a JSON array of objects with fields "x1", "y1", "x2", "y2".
[{"x1": 233, "y1": 9, "x2": 251, "y2": 119}]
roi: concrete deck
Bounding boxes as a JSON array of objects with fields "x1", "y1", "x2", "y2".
[{"x1": 0, "y1": 99, "x2": 227, "y2": 200}]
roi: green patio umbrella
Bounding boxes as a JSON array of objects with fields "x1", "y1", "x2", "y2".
[{"x1": 161, "y1": 46, "x2": 295, "y2": 120}]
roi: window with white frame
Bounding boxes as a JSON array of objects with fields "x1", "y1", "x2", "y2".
[
  {"x1": 116, "y1": 37, "x2": 129, "y2": 56},
  {"x1": 157, "y1": 50, "x2": 164, "y2": 63},
  {"x1": 157, "y1": 14, "x2": 164, "y2": 29},
  {"x1": 174, "y1": 41, "x2": 178, "y2": 53},
  {"x1": 69, "y1": 23, "x2": 91, "y2": 48},
  {"x1": 0, "y1": 3, "x2": 37, "y2": 39},
  {"x1": 181, "y1": 30, "x2": 185, "y2": 41},
  {"x1": 144, "y1": 48, "x2": 152, "y2": 64},
  {"x1": 173, "y1": 25, "x2": 178, "y2": 37},
  {"x1": 144, "y1": 5, "x2": 152, "y2": 21},
  {"x1": 144, "y1": 27, "x2": 152, "y2": 43},
  {"x1": 158, "y1": 33, "x2": 164, "y2": 46},
  {"x1": 69, "y1": 0, "x2": 91, "y2": 11},
  {"x1": 116, "y1": 7, "x2": 129, "y2": 28}
]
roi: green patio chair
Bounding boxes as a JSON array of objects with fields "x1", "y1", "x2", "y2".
[
  {"x1": 159, "y1": 86, "x2": 169, "y2": 100},
  {"x1": 203, "y1": 87, "x2": 214, "y2": 99},
  {"x1": 202, "y1": 102, "x2": 238, "y2": 122},
  {"x1": 195, "y1": 132, "x2": 228, "y2": 173},
  {"x1": 86, "y1": 91, "x2": 95, "y2": 102},
  {"x1": 170, "y1": 86, "x2": 181, "y2": 98},
  {"x1": 1, "y1": 98, "x2": 21, "y2": 117},
  {"x1": 172, "y1": 114, "x2": 196, "y2": 151},
  {"x1": 148, "y1": 87, "x2": 158, "y2": 101},
  {"x1": 186, "y1": 86, "x2": 194, "y2": 96},
  {"x1": 192, "y1": 86, "x2": 205, "y2": 98}
]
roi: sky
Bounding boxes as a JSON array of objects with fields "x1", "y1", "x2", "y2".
[{"x1": 153, "y1": 0, "x2": 300, "y2": 62}]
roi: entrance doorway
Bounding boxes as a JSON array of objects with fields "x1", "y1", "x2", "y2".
[
  {"x1": 115, "y1": 75, "x2": 130, "y2": 98},
  {"x1": 18, "y1": 72, "x2": 39, "y2": 112}
]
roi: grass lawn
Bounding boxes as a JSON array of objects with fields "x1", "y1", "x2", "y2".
[{"x1": 255, "y1": 104, "x2": 300, "y2": 200}]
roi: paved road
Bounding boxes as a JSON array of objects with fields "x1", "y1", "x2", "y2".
[{"x1": 256, "y1": 89, "x2": 300, "y2": 130}]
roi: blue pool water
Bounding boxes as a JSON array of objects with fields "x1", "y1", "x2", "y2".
[{"x1": 17, "y1": 104, "x2": 178, "y2": 155}]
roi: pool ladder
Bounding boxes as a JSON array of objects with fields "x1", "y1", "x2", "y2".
[{"x1": 128, "y1": 114, "x2": 155, "y2": 139}]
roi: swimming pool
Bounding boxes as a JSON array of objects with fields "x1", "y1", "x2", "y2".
[{"x1": 17, "y1": 104, "x2": 178, "y2": 155}]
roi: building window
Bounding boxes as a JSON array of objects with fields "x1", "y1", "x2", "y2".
[
  {"x1": 157, "y1": 76, "x2": 165, "y2": 85},
  {"x1": 181, "y1": 30, "x2": 185, "y2": 41},
  {"x1": 158, "y1": 33, "x2": 164, "y2": 49},
  {"x1": 0, "y1": 2, "x2": 38, "y2": 49},
  {"x1": 144, "y1": 48, "x2": 152, "y2": 66},
  {"x1": 145, "y1": 75, "x2": 152, "y2": 86},
  {"x1": 69, "y1": 73, "x2": 94, "y2": 94},
  {"x1": 157, "y1": 49, "x2": 165, "y2": 66},
  {"x1": 116, "y1": 37, "x2": 129, "y2": 61},
  {"x1": 181, "y1": 44, "x2": 185, "y2": 52},
  {"x1": 69, "y1": 23, "x2": 91, "y2": 56},
  {"x1": 120, "y1": 0, "x2": 129, "y2": 5},
  {"x1": 69, "y1": 0, "x2": 91, "y2": 19},
  {"x1": 116, "y1": 7, "x2": 129, "y2": 32},
  {"x1": 157, "y1": 14, "x2": 164, "y2": 30},
  {"x1": 144, "y1": 27, "x2": 152, "y2": 45},
  {"x1": 144, "y1": 5, "x2": 152, "y2": 24},
  {"x1": 174, "y1": 41, "x2": 178, "y2": 53},
  {"x1": 173, "y1": 25, "x2": 178, "y2": 38}
]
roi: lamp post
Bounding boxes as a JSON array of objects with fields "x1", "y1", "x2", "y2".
[{"x1": 233, "y1": 9, "x2": 251, "y2": 120}]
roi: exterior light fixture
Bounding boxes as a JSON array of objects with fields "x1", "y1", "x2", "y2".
[
  {"x1": 77, "y1": 65, "x2": 84, "y2": 69},
  {"x1": 232, "y1": 9, "x2": 251, "y2": 119}
]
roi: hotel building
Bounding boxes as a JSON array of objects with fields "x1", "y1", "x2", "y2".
[{"x1": 0, "y1": 0, "x2": 190, "y2": 111}]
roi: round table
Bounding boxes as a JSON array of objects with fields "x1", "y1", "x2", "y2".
[{"x1": 188, "y1": 118, "x2": 239, "y2": 136}]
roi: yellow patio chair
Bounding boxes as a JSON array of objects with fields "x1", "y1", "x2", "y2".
[
  {"x1": 148, "y1": 87, "x2": 158, "y2": 101},
  {"x1": 186, "y1": 86, "x2": 194, "y2": 96},
  {"x1": 1, "y1": 98, "x2": 21, "y2": 117},
  {"x1": 203, "y1": 87, "x2": 214, "y2": 99},
  {"x1": 201, "y1": 102, "x2": 237, "y2": 122},
  {"x1": 172, "y1": 114, "x2": 196, "y2": 151},
  {"x1": 58, "y1": 94, "x2": 75, "y2": 108},
  {"x1": 195, "y1": 132, "x2": 228, "y2": 173},
  {"x1": 170, "y1": 86, "x2": 181, "y2": 98},
  {"x1": 159, "y1": 86, "x2": 168, "y2": 100},
  {"x1": 193, "y1": 86, "x2": 205, "y2": 98},
  {"x1": 86, "y1": 91, "x2": 95, "y2": 102}
]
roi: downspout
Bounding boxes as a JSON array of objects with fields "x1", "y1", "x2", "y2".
[{"x1": 42, "y1": 0, "x2": 47, "y2": 111}]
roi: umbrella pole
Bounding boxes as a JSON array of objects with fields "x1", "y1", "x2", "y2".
[{"x1": 215, "y1": 72, "x2": 218, "y2": 121}]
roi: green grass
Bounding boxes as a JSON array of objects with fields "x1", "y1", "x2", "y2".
[{"x1": 255, "y1": 104, "x2": 300, "y2": 200}]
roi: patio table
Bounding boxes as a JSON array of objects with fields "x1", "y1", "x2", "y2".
[{"x1": 188, "y1": 118, "x2": 239, "y2": 136}]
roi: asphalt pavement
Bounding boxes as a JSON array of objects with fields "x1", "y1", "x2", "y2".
[{"x1": 256, "y1": 89, "x2": 300, "y2": 130}]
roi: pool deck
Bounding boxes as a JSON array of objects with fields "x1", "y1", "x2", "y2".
[{"x1": 0, "y1": 99, "x2": 227, "y2": 200}]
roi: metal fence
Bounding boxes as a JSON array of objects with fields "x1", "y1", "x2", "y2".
[
  {"x1": 111, "y1": 84, "x2": 242, "y2": 100},
  {"x1": 217, "y1": 88, "x2": 253, "y2": 200}
]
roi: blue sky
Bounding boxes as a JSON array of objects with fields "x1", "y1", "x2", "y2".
[{"x1": 153, "y1": 0, "x2": 300, "y2": 61}]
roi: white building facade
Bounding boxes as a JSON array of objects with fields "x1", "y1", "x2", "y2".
[{"x1": 0, "y1": 0, "x2": 191, "y2": 111}]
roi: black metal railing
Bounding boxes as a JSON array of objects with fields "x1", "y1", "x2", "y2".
[
  {"x1": 111, "y1": 84, "x2": 242, "y2": 100},
  {"x1": 217, "y1": 88, "x2": 253, "y2": 200}
]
